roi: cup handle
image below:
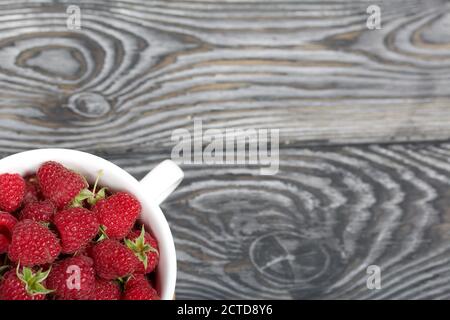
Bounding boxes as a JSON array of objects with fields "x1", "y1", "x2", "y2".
[{"x1": 140, "y1": 160, "x2": 184, "y2": 206}]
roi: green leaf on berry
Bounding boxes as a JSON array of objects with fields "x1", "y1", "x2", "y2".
[
  {"x1": 71, "y1": 170, "x2": 107, "y2": 207},
  {"x1": 16, "y1": 264, "x2": 54, "y2": 296},
  {"x1": 71, "y1": 188, "x2": 94, "y2": 208},
  {"x1": 87, "y1": 187, "x2": 107, "y2": 206},
  {"x1": 125, "y1": 225, "x2": 158, "y2": 270},
  {"x1": 97, "y1": 225, "x2": 109, "y2": 242}
]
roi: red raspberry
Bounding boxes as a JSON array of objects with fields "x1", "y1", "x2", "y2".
[
  {"x1": 123, "y1": 274, "x2": 159, "y2": 300},
  {"x1": 37, "y1": 161, "x2": 88, "y2": 209},
  {"x1": 19, "y1": 200, "x2": 55, "y2": 223},
  {"x1": 0, "y1": 233, "x2": 9, "y2": 254},
  {"x1": 0, "y1": 212, "x2": 18, "y2": 254},
  {"x1": 0, "y1": 174, "x2": 25, "y2": 212},
  {"x1": 23, "y1": 175, "x2": 41, "y2": 204},
  {"x1": 0, "y1": 267, "x2": 52, "y2": 300},
  {"x1": 124, "y1": 273, "x2": 148, "y2": 289},
  {"x1": 54, "y1": 208, "x2": 99, "y2": 254},
  {"x1": 93, "y1": 192, "x2": 141, "y2": 239},
  {"x1": 91, "y1": 279, "x2": 121, "y2": 300},
  {"x1": 91, "y1": 239, "x2": 136, "y2": 280},
  {"x1": 125, "y1": 226, "x2": 159, "y2": 274},
  {"x1": 0, "y1": 211, "x2": 17, "y2": 234},
  {"x1": 78, "y1": 241, "x2": 96, "y2": 258},
  {"x1": 8, "y1": 220, "x2": 61, "y2": 267},
  {"x1": 46, "y1": 256, "x2": 96, "y2": 300}
]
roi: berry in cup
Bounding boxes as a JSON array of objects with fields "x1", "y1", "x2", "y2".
[{"x1": 0, "y1": 161, "x2": 160, "y2": 300}]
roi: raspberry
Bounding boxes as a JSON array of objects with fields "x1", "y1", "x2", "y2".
[
  {"x1": 91, "y1": 279, "x2": 121, "y2": 300},
  {"x1": 37, "y1": 162, "x2": 87, "y2": 209},
  {"x1": 8, "y1": 220, "x2": 61, "y2": 267},
  {"x1": 23, "y1": 175, "x2": 41, "y2": 204},
  {"x1": 0, "y1": 174, "x2": 25, "y2": 212},
  {"x1": 54, "y1": 208, "x2": 99, "y2": 254},
  {"x1": 91, "y1": 239, "x2": 136, "y2": 280},
  {"x1": 123, "y1": 274, "x2": 159, "y2": 300},
  {"x1": 0, "y1": 267, "x2": 52, "y2": 300},
  {"x1": 0, "y1": 212, "x2": 18, "y2": 254},
  {"x1": 46, "y1": 256, "x2": 95, "y2": 300},
  {"x1": 125, "y1": 226, "x2": 159, "y2": 274},
  {"x1": 19, "y1": 200, "x2": 55, "y2": 223},
  {"x1": 93, "y1": 192, "x2": 141, "y2": 239},
  {"x1": 0, "y1": 233, "x2": 9, "y2": 254}
]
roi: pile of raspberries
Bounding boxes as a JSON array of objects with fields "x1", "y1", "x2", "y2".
[{"x1": 0, "y1": 161, "x2": 160, "y2": 300}]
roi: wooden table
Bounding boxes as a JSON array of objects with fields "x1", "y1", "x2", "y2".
[{"x1": 1, "y1": 0, "x2": 450, "y2": 299}]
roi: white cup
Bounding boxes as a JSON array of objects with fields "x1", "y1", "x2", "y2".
[{"x1": 0, "y1": 148, "x2": 183, "y2": 300}]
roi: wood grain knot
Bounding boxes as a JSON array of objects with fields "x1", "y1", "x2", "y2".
[
  {"x1": 16, "y1": 45, "x2": 87, "y2": 81},
  {"x1": 67, "y1": 92, "x2": 111, "y2": 118},
  {"x1": 250, "y1": 231, "x2": 330, "y2": 285},
  {"x1": 0, "y1": 32, "x2": 103, "y2": 90}
]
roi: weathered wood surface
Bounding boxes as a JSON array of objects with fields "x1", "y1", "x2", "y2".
[
  {"x1": 105, "y1": 143, "x2": 450, "y2": 299},
  {"x1": 0, "y1": 0, "x2": 450, "y2": 150},
  {"x1": 1, "y1": 0, "x2": 450, "y2": 299}
]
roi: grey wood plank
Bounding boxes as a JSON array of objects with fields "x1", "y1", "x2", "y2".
[
  {"x1": 0, "y1": 0, "x2": 450, "y2": 151},
  {"x1": 84, "y1": 142, "x2": 450, "y2": 299},
  {"x1": 4, "y1": 142, "x2": 450, "y2": 299}
]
